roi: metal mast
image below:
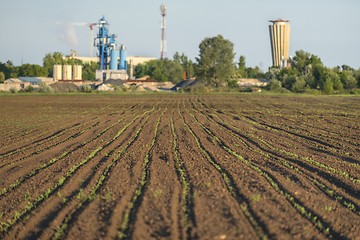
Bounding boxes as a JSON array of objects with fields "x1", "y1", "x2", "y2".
[{"x1": 160, "y1": 3, "x2": 167, "y2": 60}]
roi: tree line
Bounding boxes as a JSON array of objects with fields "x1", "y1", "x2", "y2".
[
  {"x1": 133, "y1": 35, "x2": 360, "y2": 93},
  {"x1": 0, "y1": 52, "x2": 97, "y2": 83},
  {"x1": 1, "y1": 35, "x2": 359, "y2": 94},
  {"x1": 267, "y1": 50, "x2": 360, "y2": 94}
]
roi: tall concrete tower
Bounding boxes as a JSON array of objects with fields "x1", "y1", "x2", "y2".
[
  {"x1": 269, "y1": 19, "x2": 290, "y2": 67},
  {"x1": 160, "y1": 3, "x2": 167, "y2": 60}
]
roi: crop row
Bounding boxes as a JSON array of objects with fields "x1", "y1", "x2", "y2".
[
  {"x1": 178, "y1": 109, "x2": 268, "y2": 239},
  {"x1": 117, "y1": 109, "x2": 165, "y2": 239},
  {"x1": 208, "y1": 96, "x2": 359, "y2": 149},
  {"x1": 193, "y1": 98, "x2": 360, "y2": 208},
  {"x1": 267, "y1": 113, "x2": 359, "y2": 148},
  {"x1": 0, "y1": 112, "x2": 133, "y2": 198},
  {"x1": 0, "y1": 107, "x2": 155, "y2": 237},
  {"x1": 0, "y1": 111, "x2": 70, "y2": 145},
  {"x1": 250, "y1": 117, "x2": 359, "y2": 167},
  {"x1": 186, "y1": 108, "x2": 338, "y2": 239},
  {"x1": 0, "y1": 122, "x2": 80, "y2": 160},
  {"x1": 0, "y1": 105, "x2": 101, "y2": 151},
  {"x1": 196, "y1": 98, "x2": 360, "y2": 183},
  {"x1": 236, "y1": 107, "x2": 360, "y2": 167},
  {"x1": 231, "y1": 112, "x2": 360, "y2": 184},
  {"x1": 0, "y1": 121, "x2": 100, "y2": 171},
  {"x1": 52, "y1": 109, "x2": 159, "y2": 240},
  {"x1": 203, "y1": 110, "x2": 360, "y2": 215},
  {"x1": 0, "y1": 104, "x2": 139, "y2": 173},
  {"x1": 170, "y1": 112, "x2": 194, "y2": 239}
]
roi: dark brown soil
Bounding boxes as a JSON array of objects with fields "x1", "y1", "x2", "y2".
[{"x1": 0, "y1": 94, "x2": 359, "y2": 240}]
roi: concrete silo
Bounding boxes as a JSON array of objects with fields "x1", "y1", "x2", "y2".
[
  {"x1": 73, "y1": 65, "x2": 82, "y2": 80},
  {"x1": 62, "y1": 65, "x2": 72, "y2": 80},
  {"x1": 53, "y1": 65, "x2": 62, "y2": 81}
]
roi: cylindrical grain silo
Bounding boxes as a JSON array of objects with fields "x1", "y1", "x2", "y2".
[
  {"x1": 73, "y1": 65, "x2": 82, "y2": 80},
  {"x1": 53, "y1": 65, "x2": 62, "y2": 81},
  {"x1": 110, "y1": 49, "x2": 119, "y2": 70},
  {"x1": 62, "y1": 65, "x2": 72, "y2": 80},
  {"x1": 119, "y1": 45, "x2": 127, "y2": 70}
]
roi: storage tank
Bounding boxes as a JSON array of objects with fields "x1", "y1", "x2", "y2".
[
  {"x1": 62, "y1": 65, "x2": 72, "y2": 80},
  {"x1": 110, "y1": 49, "x2": 119, "y2": 70},
  {"x1": 73, "y1": 65, "x2": 82, "y2": 80},
  {"x1": 53, "y1": 65, "x2": 62, "y2": 81},
  {"x1": 119, "y1": 45, "x2": 127, "y2": 70}
]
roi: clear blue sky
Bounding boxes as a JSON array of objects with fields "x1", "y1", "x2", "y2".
[{"x1": 1, "y1": 0, "x2": 359, "y2": 69}]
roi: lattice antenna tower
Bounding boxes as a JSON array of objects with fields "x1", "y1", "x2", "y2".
[{"x1": 160, "y1": 3, "x2": 167, "y2": 60}]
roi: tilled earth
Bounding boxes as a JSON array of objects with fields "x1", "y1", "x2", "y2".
[{"x1": 0, "y1": 94, "x2": 359, "y2": 240}]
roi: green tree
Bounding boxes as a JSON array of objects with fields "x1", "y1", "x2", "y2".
[
  {"x1": 353, "y1": 69, "x2": 360, "y2": 87},
  {"x1": 134, "y1": 59, "x2": 183, "y2": 83},
  {"x1": 173, "y1": 52, "x2": 182, "y2": 63},
  {"x1": 153, "y1": 59, "x2": 183, "y2": 83},
  {"x1": 246, "y1": 66, "x2": 265, "y2": 79},
  {"x1": 18, "y1": 64, "x2": 47, "y2": 77},
  {"x1": 0, "y1": 60, "x2": 19, "y2": 79},
  {"x1": 0, "y1": 71, "x2": 5, "y2": 83},
  {"x1": 187, "y1": 60, "x2": 195, "y2": 79},
  {"x1": 268, "y1": 79, "x2": 282, "y2": 92},
  {"x1": 289, "y1": 50, "x2": 324, "y2": 90},
  {"x1": 43, "y1": 52, "x2": 64, "y2": 77},
  {"x1": 64, "y1": 57, "x2": 82, "y2": 66},
  {"x1": 163, "y1": 60, "x2": 183, "y2": 83},
  {"x1": 264, "y1": 49, "x2": 359, "y2": 93},
  {"x1": 82, "y1": 62, "x2": 98, "y2": 81},
  {"x1": 291, "y1": 77, "x2": 306, "y2": 93},
  {"x1": 274, "y1": 67, "x2": 298, "y2": 90},
  {"x1": 312, "y1": 64, "x2": 327, "y2": 89},
  {"x1": 340, "y1": 70, "x2": 357, "y2": 89},
  {"x1": 322, "y1": 79, "x2": 334, "y2": 94},
  {"x1": 341, "y1": 65, "x2": 354, "y2": 71},
  {"x1": 173, "y1": 52, "x2": 194, "y2": 79},
  {"x1": 134, "y1": 64, "x2": 149, "y2": 79},
  {"x1": 328, "y1": 70, "x2": 343, "y2": 92},
  {"x1": 196, "y1": 35, "x2": 235, "y2": 87},
  {"x1": 237, "y1": 55, "x2": 247, "y2": 78},
  {"x1": 238, "y1": 55, "x2": 246, "y2": 70},
  {"x1": 291, "y1": 50, "x2": 313, "y2": 75}
]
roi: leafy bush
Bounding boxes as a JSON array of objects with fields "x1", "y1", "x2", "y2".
[
  {"x1": 79, "y1": 85, "x2": 93, "y2": 93},
  {"x1": 39, "y1": 83, "x2": 53, "y2": 93},
  {"x1": 322, "y1": 79, "x2": 334, "y2": 95},
  {"x1": 267, "y1": 79, "x2": 282, "y2": 92},
  {"x1": 9, "y1": 88, "x2": 17, "y2": 94},
  {"x1": 25, "y1": 85, "x2": 34, "y2": 93}
]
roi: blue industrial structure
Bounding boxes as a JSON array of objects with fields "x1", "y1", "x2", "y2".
[
  {"x1": 119, "y1": 45, "x2": 127, "y2": 70},
  {"x1": 93, "y1": 16, "x2": 127, "y2": 71}
]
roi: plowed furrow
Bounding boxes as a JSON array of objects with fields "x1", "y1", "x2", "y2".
[
  {"x1": 200, "y1": 109, "x2": 360, "y2": 215},
  {"x1": 48, "y1": 110, "x2": 158, "y2": 240},
  {"x1": 0, "y1": 108, "x2": 155, "y2": 238},
  {"x1": 117, "y1": 110, "x2": 165, "y2": 239},
  {"x1": 199, "y1": 98, "x2": 360, "y2": 183},
  {"x1": 187, "y1": 109, "x2": 339, "y2": 239},
  {"x1": 179, "y1": 109, "x2": 268, "y2": 239},
  {"x1": 0, "y1": 112, "x2": 135, "y2": 198},
  {"x1": 170, "y1": 111, "x2": 195, "y2": 239}
]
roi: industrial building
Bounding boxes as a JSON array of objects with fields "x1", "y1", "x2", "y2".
[
  {"x1": 63, "y1": 16, "x2": 156, "y2": 81},
  {"x1": 0, "y1": 77, "x2": 54, "y2": 92},
  {"x1": 269, "y1": 19, "x2": 291, "y2": 68},
  {"x1": 65, "y1": 52, "x2": 155, "y2": 81}
]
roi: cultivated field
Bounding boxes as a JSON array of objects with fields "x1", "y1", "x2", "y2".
[{"x1": 0, "y1": 94, "x2": 359, "y2": 240}]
